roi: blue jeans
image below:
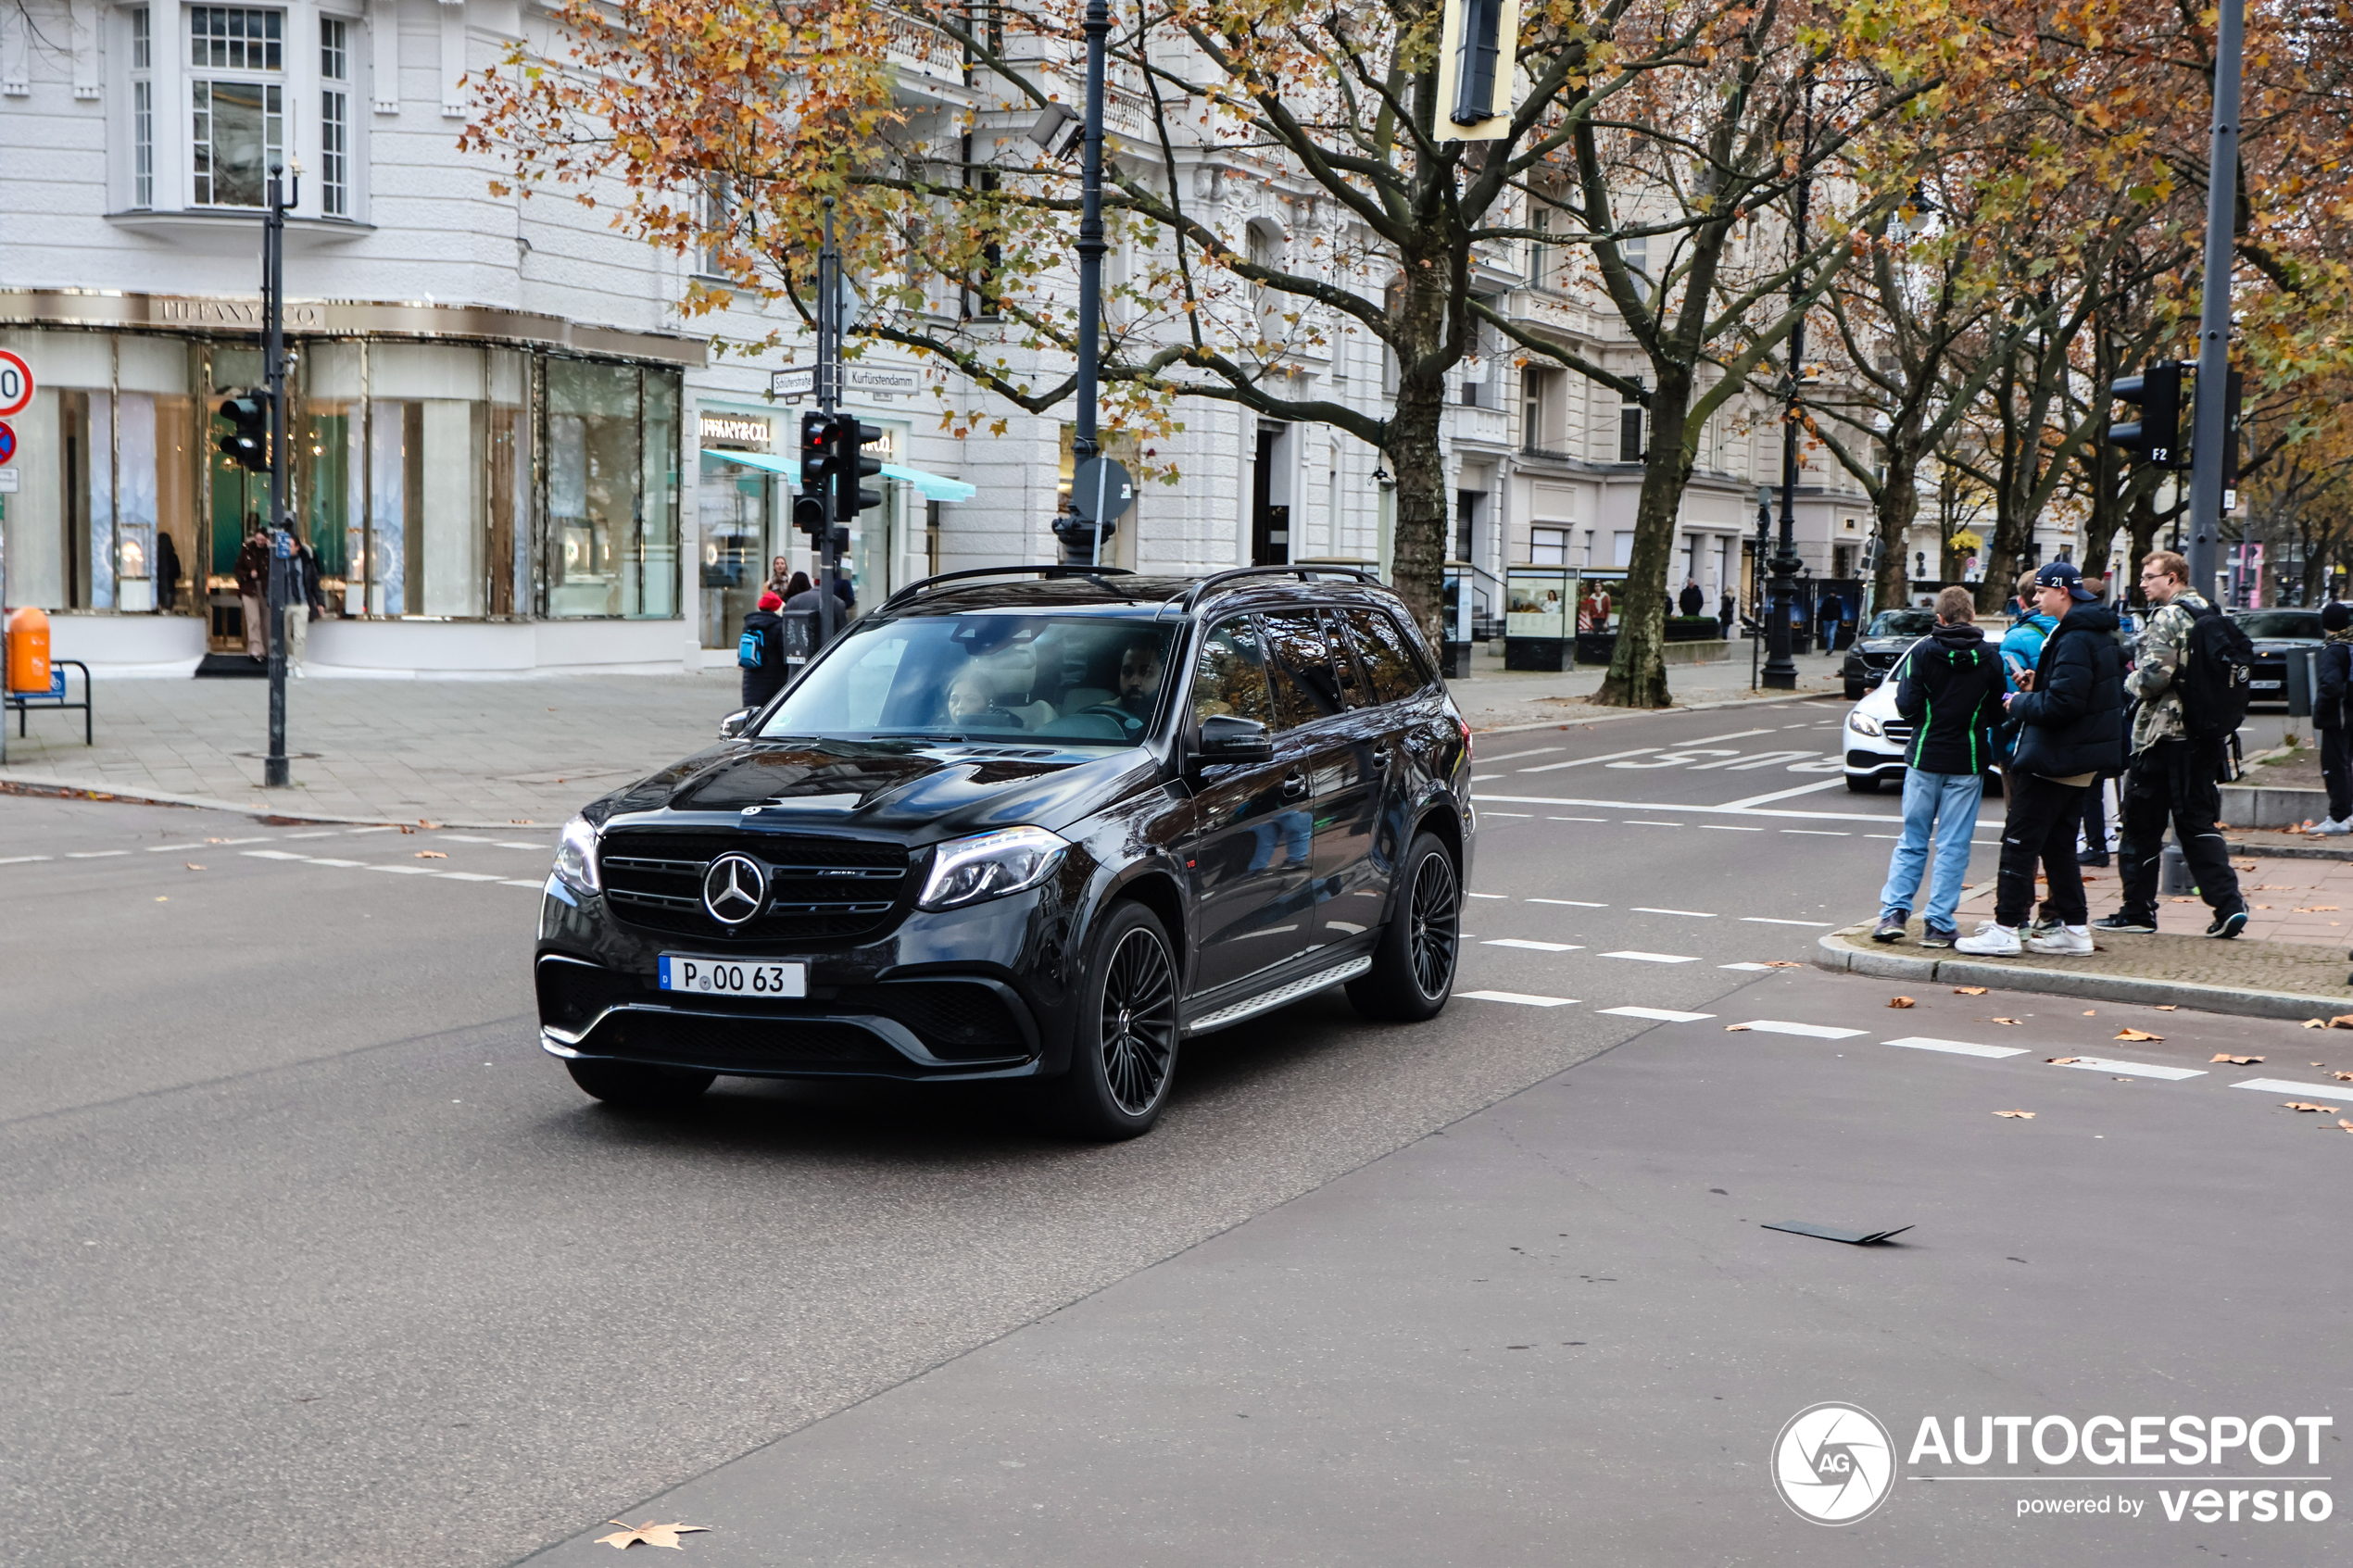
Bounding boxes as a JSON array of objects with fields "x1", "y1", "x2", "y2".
[{"x1": 1879, "y1": 769, "x2": 1986, "y2": 931}]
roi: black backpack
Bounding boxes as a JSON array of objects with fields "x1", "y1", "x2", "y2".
[{"x1": 2179, "y1": 604, "x2": 2254, "y2": 743}]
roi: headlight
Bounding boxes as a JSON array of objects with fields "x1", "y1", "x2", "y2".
[
  {"x1": 553, "y1": 815, "x2": 601, "y2": 894},
  {"x1": 918, "y1": 826, "x2": 1068, "y2": 911},
  {"x1": 1846, "y1": 711, "x2": 1883, "y2": 738}
]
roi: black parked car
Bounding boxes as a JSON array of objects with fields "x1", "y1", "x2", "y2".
[
  {"x1": 2230, "y1": 608, "x2": 2324, "y2": 707},
  {"x1": 535, "y1": 566, "x2": 1477, "y2": 1139},
  {"x1": 1841, "y1": 608, "x2": 1941, "y2": 699}
]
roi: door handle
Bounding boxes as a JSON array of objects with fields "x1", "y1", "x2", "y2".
[{"x1": 1280, "y1": 771, "x2": 1309, "y2": 801}]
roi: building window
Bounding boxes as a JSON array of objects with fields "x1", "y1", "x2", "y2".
[
  {"x1": 192, "y1": 6, "x2": 283, "y2": 69},
  {"x1": 191, "y1": 10, "x2": 286, "y2": 208},
  {"x1": 321, "y1": 17, "x2": 348, "y2": 217},
  {"x1": 1529, "y1": 207, "x2": 1550, "y2": 290},
  {"x1": 1531, "y1": 526, "x2": 1570, "y2": 566},
  {"x1": 130, "y1": 8, "x2": 154, "y2": 208},
  {"x1": 1618, "y1": 377, "x2": 1645, "y2": 462}
]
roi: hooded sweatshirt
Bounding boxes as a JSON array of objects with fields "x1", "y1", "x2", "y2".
[{"x1": 1893, "y1": 621, "x2": 2004, "y2": 776}]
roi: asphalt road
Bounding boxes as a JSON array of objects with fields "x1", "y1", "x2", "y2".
[{"x1": 3, "y1": 696, "x2": 2340, "y2": 1567}]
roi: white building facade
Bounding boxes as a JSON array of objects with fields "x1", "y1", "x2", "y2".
[{"x1": 0, "y1": 0, "x2": 1872, "y2": 678}]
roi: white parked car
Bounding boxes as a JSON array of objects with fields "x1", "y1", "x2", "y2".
[{"x1": 1839, "y1": 623, "x2": 2001, "y2": 795}]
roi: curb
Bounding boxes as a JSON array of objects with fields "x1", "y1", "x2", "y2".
[
  {"x1": 2223, "y1": 837, "x2": 2353, "y2": 862},
  {"x1": 1812, "y1": 925, "x2": 2353, "y2": 1022},
  {"x1": 1468, "y1": 685, "x2": 1845, "y2": 736},
  {"x1": 0, "y1": 775, "x2": 541, "y2": 833}
]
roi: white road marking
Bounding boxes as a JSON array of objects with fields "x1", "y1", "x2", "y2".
[
  {"x1": 501, "y1": 879, "x2": 546, "y2": 888},
  {"x1": 215, "y1": 836, "x2": 272, "y2": 845},
  {"x1": 1719, "y1": 961, "x2": 1777, "y2": 971},
  {"x1": 1519, "y1": 747, "x2": 1662, "y2": 772},
  {"x1": 241, "y1": 849, "x2": 308, "y2": 860},
  {"x1": 1482, "y1": 938, "x2": 1581, "y2": 952},
  {"x1": 1480, "y1": 746, "x2": 1567, "y2": 763},
  {"x1": 1883, "y1": 1035, "x2": 2031, "y2": 1060},
  {"x1": 1682, "y1": 728, "x2": 1776, "y2": 745},
  {"x1": 496, "y1": 841, "x2": 549, "y2": 850},
  {"x1": 1630, "y1": 907, "x2": 1716, "y2": 918},
  {"x1": 1481, "y1": 810, "x2": 1534, "y2": 818},
  {"x1": 1528, "y1": 897, "x2": 1606, "y2": 908},
  {"x1": 1742, "y1": 916, "x2": 1833, "y2": 927},
  {"x1": 1600, "y1": 1006, "x2": 1717, "y2": 1022},
  {"x1": 437, "y1": 834, "x2": 500, "y2": 844},
  {"x1": 1721, "y1": 777, "x2": 1852, "y2": 804},
  {"x1": 1781, "y1": 829, "x2": 1849, "y2": 836},
  {"x1": 1546, "y1": 816, "x2": 1608, "y2": 822},
  {"x1": 1475, "y1": 792, "x2": 1913, "y2": 824},
  {"x1": 366, "y1": 864, "x2": 440, "y2": 875},
  {"x1": 346, "y1": 825, "x2": 402, "y2": 834},
  {"x1": 1600, "y1": 950, "x2": 1702, "y2": 964},
  {"x1": 1467, "y1": 892, "x2": 1510, "y2": 900},
  {"x1": 2232, "y1": 1076, "x2": 2351, "y2": 1097},
  {"x1": 145, "y1": 843, "x2": 210, "y2": 852},
  {"x1": 306, "y1": 858, "x2": 365, "y2": 867},
  {"x1": 1625, "y1": 820, "x2": 1685, "y2": 828},
  {"x1": 1734, "y1": 1020, "x2": 1868, "y2": 1039},
  {"x1": 2051, "y1": 1057, "x2": 2206, "y2": 1081},
  {"x1": 1458, "y1": 990, "x2": 1579, "y2": 1008},
  {"x1": 437, "y1": 872, "x2": 505, "y2": 883},
  {"x1": 280, "y1": 830, "x2": 340, "y2": 839},
  {"x1": 65, "y1": 850, "x2": 130, "y2": 859},
  {"x1": 1701, "y1": 823, "x2": 1764, "y2": 832}
]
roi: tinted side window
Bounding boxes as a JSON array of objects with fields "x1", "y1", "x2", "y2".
[
  {"x1": 1190, "y1": 617, "x2": 1275, "y2": 728},
  {"x1": 1260, "y1": 612, "x2": 1347, "y2": 730},
  {"x1": 1339, "y1": 606, "x2": 1428, "y2": 706}
]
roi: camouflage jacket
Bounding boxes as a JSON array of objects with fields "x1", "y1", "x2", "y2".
[{"x1": 2126, "y1": 589, "x2": 2210, "y2": 752}]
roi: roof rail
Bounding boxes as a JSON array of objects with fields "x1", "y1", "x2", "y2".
[
  {"x1": 878, "y1": 564, "x2": 1138, "y2": 614},
  {"x1": 1176, "y1": 564, "x2": 1383, "y2": 611}
]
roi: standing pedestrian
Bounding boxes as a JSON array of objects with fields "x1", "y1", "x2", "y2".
[
  {"x1": 1817, "y1": 592, "x2": 1843, "y2": 652},
  {"x1": 283, "y1": 533, "x2": 326, "y2": 676},
  {"x1": 1872, "y1": 586, "x2": 2004, "y2": 947},
  {"x1": 1679, "y1": 578, "x2": 1705, "y2": 618},
  {"x1": 2312, "y1": 601, "x2": 2353, "y2": 835},
  {"x1": 1956, "y1": 561, "x2": 2126, "y2": 956},
  {"x1": 155, "y1": 528, "x2": 182, "y2": 613},
  {"x1": 233, "y1": 520, "x2": 270, "y2": 661},
  {"x1": 766, "y1": 554, "x2": 793, "y2": 597},
  {"x1": 738, "y1": 591, "x2": 788, "y2": 709},
  {"x1": 2094, "y1": 550, "x2": 2252, "y2": 938},
  {"x1": 1998, "y1": 570, "x2": 2057, "y2": 696},
  {"x1": 1717, "y1": 589, "x2": 1736, "y2": 640}
]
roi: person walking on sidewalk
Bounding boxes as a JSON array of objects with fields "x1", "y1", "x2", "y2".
[
  {"x1": 1872, "y1": 586, "x2": 2004, "y2": 947},
  {"x1": 738, "y1": 591, "x2": 788, "y2": 709},
  {"x1": 2313, "y1": 602, "x2": 2353, "y2": 834},
  {"x1": 1957, "y1": 561, "x2": 2126, "y2": 957},
  {"x1": 2094, "y1": 550, "x2": 2252, "y2": 938}
]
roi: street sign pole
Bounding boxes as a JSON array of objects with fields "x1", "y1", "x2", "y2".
[
  {"x1": 2185, "y1": 0, "x2": 2244, "y2": 602},
  {"x1": 815, "y1": 200, "x2": 840, "y2": 646},
  {"x1": 263, "y1": 164, "x2": 294, "y2": 787},
  {"x1": 0, "y1": 349, "x2": 33, "y2": 770},
  {"x1": 1072, "y1": 0, "x2": 1111, "y2": 564}
]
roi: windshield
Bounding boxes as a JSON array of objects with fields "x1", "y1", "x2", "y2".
[
  {"x1": 1868, "y1": 609, "x2": 1937, "y2": 638},
  {"x1": 756, "y1": 615, "x2": 1177, "y2": 746},
  {"x1": 2235, "y1": 610, "x2": 2322, "y2": 640}
]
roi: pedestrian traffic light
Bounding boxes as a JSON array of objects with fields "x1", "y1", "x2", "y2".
[
  {"x1": 2108, "y1": 362, "x2": 2183, "y2": 470},
  {"x1": 826, "y1": 413, "x2": 882, "y2": 521},
  {"x1": 799, "y1": 408, "x2": 834, "y2": 494},
  {"x1": 792, "y1": 493, "x2": 829, "y2": 543},
  {"x1": 216, "y1": 389, "x2": 271, "y2": 473}
]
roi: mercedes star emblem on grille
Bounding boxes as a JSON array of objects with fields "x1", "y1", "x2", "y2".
[{"x1": 701, "y1": 853, "x2": 768, "y2": 925}]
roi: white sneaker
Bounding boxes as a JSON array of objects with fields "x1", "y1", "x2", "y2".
[
  {"x1": 2311, "y1": 818, "x2": 2351, "y2": 836},
  {"x1": 1954, "y1": 922, "x2": 2022, "y2": 956},
  {"x1": 2027, "y1": 923, "x2": 2094, "y2": 956}
]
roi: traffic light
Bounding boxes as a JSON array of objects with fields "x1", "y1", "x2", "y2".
[
  {"x1": 792, "y1": 493, "x2": 829, "y2": 543},
  {"x1": 799, "y1": 409, "x2": 832, "y2": 496},
  {"x1": 2108, "y1": 362, "x2": 2183, "y2": 470},
  {"x1": 1438, "y1": 0, "x2": 1516, "y2": 136},
  {"x1": 217, "y1": 389, "x2": 271, "y2": 473},
  {"x1": 2221, "y1": 367, "x2": 2245, "y2": 488},
  {"x1": 826, "y1": 413, "x2": 882, "y2": 522}
]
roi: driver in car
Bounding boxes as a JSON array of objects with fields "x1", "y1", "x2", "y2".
[{"x1": 1114, "y1": 638, "x2": 1165, "y2": 723}]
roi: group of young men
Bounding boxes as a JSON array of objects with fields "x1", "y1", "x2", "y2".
[{"x1": 1870, "y1": 551, "x2": 2254, "y2": 958}]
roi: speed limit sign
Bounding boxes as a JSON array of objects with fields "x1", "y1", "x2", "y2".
[{"x1": 0, "y1": 349, "x2": 31, "y2": 419}]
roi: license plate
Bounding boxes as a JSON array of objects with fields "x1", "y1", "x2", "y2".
[
  {"x1": 659, "y1": 955, "x2": 806, "y2": 997},
  {"x1": 2251, "y1": 680, "x2": 2283, "y2": 690}
]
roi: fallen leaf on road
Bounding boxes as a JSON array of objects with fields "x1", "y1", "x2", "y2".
[
  {"x1": 413, "y1": 850, "x2": 447, "y2": 859},
  {"x1": 2333, "y1": 1072, "x2": 2353, "y2": 1083},
  {"x1": 2284, "y1": 1102, "x2": 2341, "y2": 1113},
  {"x1": 205, "y1": 836, "x2": 230, "y2": 844},
  {"x1": 2331, "y1": 1015, "x2": 2353, "y2": 1029},
  {"x1": 2082, "y1": 1010, "x2": 2096, "y2": 1016},
  {"x1": 419, "y1": 819, "x2": 443, "y2": 830},
  {"x1": 1724, "y1": 1024, "x2": 1753, "y2": 1032},
  {"x1": 2209, "y1": 1052, "x2": 2259, "y2": 1063},
  {"x1": 1888, "y1": 997, "x2": 1916, "y2": 1009},
  {"x1": 2255, "y1": 905, "x2": 2273, "y2": 910},
  {"x1": 1993, "y1": 1110, "x2": 2035, "y2": 1119},
  {"x1": 2234, "y1": 859, "x2": 2258, "y2": 872},
  {"x1": 2047, "y1": 1057, "x2": 2082, "y2": 1064},
  {"x1": 2295, "y1": 906, "x2": 2342, "y2": 913},
  {"x1": 2340, "y1": 1120, "x2": 2353, "y2": 1135},
  {"x1": 184, "y1": 862, "x2": 205, "y2": 871},
  {"x1": 511, "y1": 819, "x2": 536, "y2": 824},
  {"x1": 2113, "y1": 1077, "x2": 2135, "y2": 1082},
  {"x1": 398, "y1": 825, "x2": 416, "y2": 834},
  {"x1": 1763, "y1": 960, "x2": 1803, "y2": 968},
  {"x1": 2154, "y1": 1005, "x2": 2178, "y2": 1011},
  {"x1": 1953, "y1": 985, "x2": 1989, "y2": 996},
  {"x1": 2305, "y1": 1020, "x2": 2328, "y2": 1028},
  {"x1": 2170, "y1": 897, "x2": 2197, "y2": 903},
  {"x1": 2115, "y1": 1028, "x2": 2166, "y2": 1042},
  {"x1": 594, "y1": 1520, "x2": 711, "y2": 1550},
  {"x1": 1989, "y1": 1017, "x2": 2023, "y2": 1026}
]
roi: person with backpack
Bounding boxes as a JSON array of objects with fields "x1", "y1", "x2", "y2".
[
  {"x1": 1957, "y1": 561, "x2": 2126, "y2": 957},
  {"x1": 738, "y1": 591, "x2": 788, "y2": 709},
  {"x1": 2309, "y1": 601, "x2": 2353, "y2": 834},
  {"x1": 2095, "y1": 549, "x2": 2251, "y2": 937},
  {"x1": 1871, "y1": 586, "x2": 2005, "y2": 947}
]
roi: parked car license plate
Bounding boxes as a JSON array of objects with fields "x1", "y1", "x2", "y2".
[
  {"x1": 659, "y1": 955, "x2": 807, "y2": 997},
  {"x1": 2251, "y1": 679, "x2": 2283, "y2": 690}
]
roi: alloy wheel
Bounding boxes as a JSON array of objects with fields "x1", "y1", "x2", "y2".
[
  {"x1": 1408, "y1": 850, "x2": 1460, "y2": 998},
  {"x1": 1099, "y1": 926, "x2": 1178, "y2": 1116}
]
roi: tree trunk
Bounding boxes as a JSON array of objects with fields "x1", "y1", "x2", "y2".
[
  {"x1": 1596, "y1": 368, "x2": 1693, "y2": 709},
  {"x1": 1872, "y1": 433, "x2": 1921, "y2": 613},
  {"x1": 2122, "y1": 485, "x2": 2161, "y2": 610},
  {"x1": 2081, "y1": 438, "x2": 2123, "y2": 587},
  {"x1": 1386, "y1": 377, "x2": 1451, "y2": 648}
]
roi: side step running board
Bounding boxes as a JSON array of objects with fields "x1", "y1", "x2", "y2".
[{"x1": 1183, "y1": 956, "x2": 1372, "y2": 1037}]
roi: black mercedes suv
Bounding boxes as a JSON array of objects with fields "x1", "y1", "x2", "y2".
[{"x1": 535, "y1": 566, "x2": 1476, "y2": 1138}]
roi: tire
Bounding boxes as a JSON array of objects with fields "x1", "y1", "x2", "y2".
[
  {"x1": 1844, "y1": 681, "x2": 1867, "y2": 701},
  {"x1": 1039, "y1": 900, "x2": 1182, "y2": 1140},
  {"x1": 1844, "y1": 774, "x2": 1880, "y2": 794},
  {"x1": 1347, "y1": 832, "x2": 1461, "y2": 1022},
  {"x1": 565, "y1": 1058, "x2": 716, "y2": 1110}
]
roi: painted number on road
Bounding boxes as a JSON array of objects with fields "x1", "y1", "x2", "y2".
[{"x1": 0, "y1": 350, "x2": 31, "y2": 419}]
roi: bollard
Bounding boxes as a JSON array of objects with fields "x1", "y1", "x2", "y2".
[{"x1": 2159, "y1": 840, "x2": 2196, "y2": 896}]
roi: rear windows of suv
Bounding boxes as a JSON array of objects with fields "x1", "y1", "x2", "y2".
[{"x1": 1337, "y1": 606, "x2": 1430, "y2": 706}]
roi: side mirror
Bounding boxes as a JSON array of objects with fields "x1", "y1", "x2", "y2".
[
  {"x1": 1196, "y1": 713, "x2": 1274, "y2": 765},
  {"x1": 718, "y1": 709, "x2": 755, "y2": 740}
]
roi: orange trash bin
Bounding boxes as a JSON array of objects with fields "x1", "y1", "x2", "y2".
[{"x1": 6, "y1": 605, "x2": 51, "y2": 694}]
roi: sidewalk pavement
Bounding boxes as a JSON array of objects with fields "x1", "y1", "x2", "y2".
[
  {"x1": 0, "y1": 640, "x2": 1845, "y2": 827},
  {"x1": 1819, "y1": 852, "x2": 2353, "y2": 1019}
]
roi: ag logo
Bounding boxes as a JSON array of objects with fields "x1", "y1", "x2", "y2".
[{"x1": 1771, "y1": 1402, "x2": 1895, "y2": 1524}]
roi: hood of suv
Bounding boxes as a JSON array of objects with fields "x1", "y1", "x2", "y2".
[{"x1": 591, "y1": 738, "x2": 1157, "y2": 843}]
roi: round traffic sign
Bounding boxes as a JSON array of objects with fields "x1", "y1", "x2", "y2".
[
  {"x1": 1071, "y1": 457, "x2": 1134, "y2": 524},
  {"x1": 0, "y1": 420, "x2": 15, "y2": 465},
  {"x1": 0, "y1": 349, "x2": 31, "y2": 419}
]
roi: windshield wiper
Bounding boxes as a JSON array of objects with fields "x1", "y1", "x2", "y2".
[{"x1": 869, "y1": 733, "x2": 965, "y2": 744}]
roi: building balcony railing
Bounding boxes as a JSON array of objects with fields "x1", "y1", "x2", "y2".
[
  {"x1": 1521, "y1": 443, "x2": 1577, "y2": 463},
  {"x1": 887, "y1": 15, "x2": 963, "y2": 80}
]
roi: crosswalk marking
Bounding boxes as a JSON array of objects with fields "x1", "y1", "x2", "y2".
[
  {"x1": 1631, "y1": 907, "x2": 1715, "y2": 918},
  {"x1": 1546, "y1": 816, "x2": 1608, "y2": 822},
  {"x1": 1882, "y1": 1035, "x2": 2030, "y2": 1060},
  {"x1": 1701, "y1": 824, "x2": 1764, "y2": 832},
  {"x1": 1781, "y1": 829, "x2": 1848, "y2": 836},
  {"x1": 242, "y1": 849, "x2": 307, "y2": 860},
  {"x1": 65, "y1": 850, "x2": 130, "y2": 859},
  {"x1": 1600, "y1": 950, "x2": 1702, "y2": 964},
  {"x1": 1625, "y1": 821, "x2": 1685, "y2": 827},
  {"x1": 1458, "y1": 990, "x2": 1578, "y2": 1008},
  {"x1": 2231, "y1": 1076, "x2": 2350, "y2": 1097},
  {"x1": 1483, "y1": 938, "x2": 1581, "y2": 952},
  {"x1": 0, "y1": 855, "x2": 53, "y2": 865},
  {"x1": 1600, "y1": 1006, "x2": 1716, "y2": 1022},
  {"x1": 2051, "y1": 1056, "x2": 2206, "y2": 1081},
  {"x1": 1731, "y1": 1020, "x2": 1867, "y2": 1039},
  {"x1": 306, "y1": 858, "x2": 365, "y2": 867}
]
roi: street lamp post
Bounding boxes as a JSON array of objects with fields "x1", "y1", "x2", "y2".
[
  {"x1": 1751, "y1": 486, "x2": 1771, "y2": 690},
  {"x1": 1067, "y1": 0, "x2": 1112, "y2": 563},
  {"x1": 1759, "y1": 88, "x2": 1812, "y2": 692},
  {"x1": 262, "y1": 163, "x2": 295, "y2": 787}
]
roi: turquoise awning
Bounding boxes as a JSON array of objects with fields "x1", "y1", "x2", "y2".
[{"x1": 698, "y1": 446, "x2": 975, "y2": 504}]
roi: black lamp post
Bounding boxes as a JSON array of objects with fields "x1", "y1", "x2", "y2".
[
  {"x1": 1759, "y1": 85, "x2": 1813, "y2": 692},
  {"x1": 1065, "y1": 0, "x2": 1112, "y2": 560}
]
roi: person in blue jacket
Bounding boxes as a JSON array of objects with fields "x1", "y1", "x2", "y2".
[{"x1": 1997, "y1": 569, "x2": 2058, "y2": 695}]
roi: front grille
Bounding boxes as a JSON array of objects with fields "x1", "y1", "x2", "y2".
[
  {"x1": 594, "y1": 1010, "x2": 906, "y2": 1072},
  {"x1": 1883, "y1": 722, "x2": 1915, "y2": 744},
  {"x1": 598, "y1": 828, "x2": 912, "y2": 946},
  {"x1": 1847, "y1": 748, "x2": 1902, "y2": 771}
]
